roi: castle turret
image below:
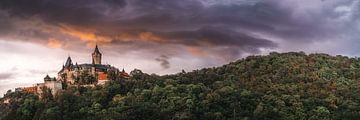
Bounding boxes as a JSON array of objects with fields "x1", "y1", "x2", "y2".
[
  {"x1": 65, "y1": 56, "x2": 73, "y2": 68},
  {"x1": 92, "y1": 44, "x2": 102, "y2": 65},
  {"x1": 75, "y1": 62, "x2": 79, "y2": 70},
  {"x1": 41, "y1": 75, "x2": 62, "y2": 96},
  {"x1": 44, "y1": 75, "x2": 51, "y2": 81}
]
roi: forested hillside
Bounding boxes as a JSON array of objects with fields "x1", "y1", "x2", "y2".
[{"x1": 2, "y1": 52, "x2": 360, "y2": 120}]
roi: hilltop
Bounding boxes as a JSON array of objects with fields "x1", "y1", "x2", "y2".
[{"x1": 1, "y1": 52, "x2": 360, "y2": 120}]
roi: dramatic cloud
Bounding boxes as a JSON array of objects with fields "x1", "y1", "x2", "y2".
[
  {"x1": 155, "y1": 55, "x2": 170, "y2": 69},
  {"x1": 47, "y1": 38, "x2": 63, "y2": 48},
  {"x1": 0, "y1": 0, "x2": 357, "y2": 65},
  {"x1": 0, "y1": 0, "x2": 281, "y2": 58}
]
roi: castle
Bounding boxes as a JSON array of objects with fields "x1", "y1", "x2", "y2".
[
  {"x1": 59, "y1": 45, "x2": 110, "y2": 84},
  {"x1": 20, "y1": 45, "x2": 129, "y2": 96}
]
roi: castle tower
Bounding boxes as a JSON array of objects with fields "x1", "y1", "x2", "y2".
[
  {"x1": 92, "y1": 44, "x2": 102, "y2": 65},
  {"x1": 63, "y1": 56, "x2": 75, "y2": 84},
  {"x1": 42, "y1": 75, "x2": 62, "y2": 96},
  {"x1": 44, "y1": 74, "x2": 51, "y2": 82},
  {"x1": 64, "y1": 56, "x2": 73, "y2": 68}
]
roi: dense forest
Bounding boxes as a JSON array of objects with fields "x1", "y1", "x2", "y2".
[{"x1": 2, "y1": 52, "x2": 360, "y2": 120}]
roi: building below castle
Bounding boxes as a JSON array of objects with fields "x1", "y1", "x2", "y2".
[
  {"x1": 20, "y1": 45, "x2": 129, "y2": 96},
  {"x1": 20, "y1": 75, "x2": 62, "y2": 97}
]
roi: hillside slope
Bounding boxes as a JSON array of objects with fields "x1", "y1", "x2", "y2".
[{"x1": 2, "y1": 52, "x2": 360, "y2": 120}]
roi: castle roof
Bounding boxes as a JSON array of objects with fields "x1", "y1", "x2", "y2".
[
  {"x1": 44, "y1": 75, "x2": 50, "y2": 79},
  {"x1": 93, "y1": 44, "x2": 101, "y2": 55},
  {"x1": 78, "y1": 64, "x2": 110, "y2": 70},
  {"x1": 58, "y1": 66, "x2": 64, "y2": 74},
  {"x1": 44, "y1": 75, "x2": 51, "y2": 81},
  {"x1": 65, "y1": 56, "x2": 73, "y2": 68}
]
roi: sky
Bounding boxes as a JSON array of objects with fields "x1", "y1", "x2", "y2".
[{"x1": 0, "y1": 0, "x2": 360, "y2": 96}]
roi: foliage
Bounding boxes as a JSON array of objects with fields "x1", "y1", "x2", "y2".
[
  {"x1": 77, "y1": 71, "x2": 96, "y2": 85},
  {"x1": 2, "y1": 52, "x2": 360, "y2": 119}
]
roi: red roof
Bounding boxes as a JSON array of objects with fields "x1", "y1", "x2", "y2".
[
  {"x1": 22, "y1": 87, "x2": 36, "y2": 92},
  {"x1": 98, "y1": 73, "x2": 108, "y2": 81}
]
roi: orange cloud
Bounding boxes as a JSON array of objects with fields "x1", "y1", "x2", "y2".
[
  {"x1": 86, "y1": 42, "x2": 110, "y2": 48},
  {"x1": 59, "y1": 24, "x2": 169, "y2": 47},
  {"x1": 139, "y1": 32, "x2": 165, "y2": 42},
  {"x1": 47, "y1": 38, "x2": 63, "y2": 48},
  {"x1": 187, "y1": 47, "x2": 206, "y2": 57},
  {"x1": 59, "y1": 24, "x2": 112, "y2": 44}
]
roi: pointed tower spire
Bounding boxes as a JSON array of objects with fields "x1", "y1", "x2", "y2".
[
  {"x1": 92, "y1": 44, "x2": 102, "y2": 64},
  {"x1": 65, "y1": 56, "x2": 73, "y2": 68},
  {"x1": 94, "y1": 44, "x2": 101, "y2": 54}
]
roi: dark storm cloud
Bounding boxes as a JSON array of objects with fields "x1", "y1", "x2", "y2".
[
  {"x1": 112, "y1": 0, "x2": 327, "y2": 41},
  {"x1": 0, "y1": 0, "x2": 353, "y2": 65},
  {"x1": 0, "y1": 13, "x2": 13, "y2": 36},
  {"x1": 0, "y1": 73, "x2": 12, "y2": 80},
  {"x1": 0, "y1": 0, "x2": 278, "y2": 44},
  {"x1": 159, "y1": 27, "x2": 276, "y2": 48},
  {"x1": 155, "y1": 55, "x2": 170, "y2": 69},
  {"x1": 0, "y1": 0, "x2": 127, "y2": 26}
]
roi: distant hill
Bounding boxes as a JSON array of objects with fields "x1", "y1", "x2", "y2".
[{"x1": 1, "y1": 52, "x2": 360, "y2": 120}]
